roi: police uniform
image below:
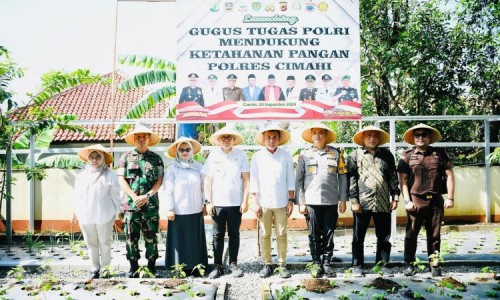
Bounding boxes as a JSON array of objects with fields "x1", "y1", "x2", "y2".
[
  {"x1": 299, "y1": 74, "x2": 318, "y2": 101},
  {"x1": 397, "y1": 146, "x2": 453, "y2": 266},
  {"x1": 179, "y1": 86, "x2": 205, "y2": 106},
  {"x1": 295, "y1": 145, "x2": 348, "y2": 264},
  {"x1": 333, "y1": 87, "x2": 359, "y2": 102},
  {"x1": 222, "y1": 87, "x2": 243, "y2": 101},
  {"x1": 117, "y1": 149, "x2": 164, "y2": 261}
]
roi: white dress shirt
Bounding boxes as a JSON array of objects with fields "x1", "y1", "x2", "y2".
[
  {"x1": 162, "y1": 164, "x2": 204, "y2": 215},
  {"x1": 202, "y1": 147, "x2": 250, "y2": 207},
  {"x1": 250, "y1": 147, "x2": 295, "y2": 208}
]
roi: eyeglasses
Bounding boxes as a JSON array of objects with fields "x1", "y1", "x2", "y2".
[
  {"x1": 414, "y1": 132, "x2": 429, "y2": 138},
  {"x1": 220, "y1": 135, "x2": 233, "y2": 140},
  {"x1": 178, "y1": 148, "x2": 191, "y2": 153}
]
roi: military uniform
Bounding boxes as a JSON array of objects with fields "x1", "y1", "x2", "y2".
[
  {"x1": 179, "y1": 86, "x2": 205, "y2": 106},
  {"x1": 397, "y1": 146, "x2": 453, "y2": 266},
  {"x1": 298, "y1": 88, "x2": 317, "y2": 101},
  {"x1": 333, "y1": 87, "x2": 359, "y2": 102},
  {"x1": 117, "y1": 149, "x2": 164, "y2": 261},
  {"x1": 295, "y1": 145, "x2": 348, "y2": 264},
  {"x1": 222, "y1": 87, "x2": 243, "y2": 101}
]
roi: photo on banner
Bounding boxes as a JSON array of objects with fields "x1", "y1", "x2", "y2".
[{"x1": 176, "y1": 0, "x2": 361, "y2": 122}]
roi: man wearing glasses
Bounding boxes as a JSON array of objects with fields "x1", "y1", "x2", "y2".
[
  {"x1": 202, "y1": 126, "x2": 250, "y2": 279},
  {"x1": 397, "y1": 123, "x2": 455, "y2": 277}
]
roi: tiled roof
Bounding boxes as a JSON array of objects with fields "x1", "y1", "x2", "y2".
[{"x1": 31, "y1": 72, "x2": 175, "y2": 143}]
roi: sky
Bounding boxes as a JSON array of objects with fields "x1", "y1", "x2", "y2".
[{"x1": 0, "y1": 0, "x2": 176, "y2": 105}]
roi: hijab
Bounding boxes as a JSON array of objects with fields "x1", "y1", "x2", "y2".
[
  {"x1": 81, "y1": 150, "x2": 107, "y2": 187},
  {"x1": 174, "y1": 141, "x2": 199, "y2": 170}
]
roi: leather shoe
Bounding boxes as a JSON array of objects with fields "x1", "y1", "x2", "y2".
[
  {"x1": 259, "y1": 264, "x2": 272, "y2": 278},
  {"x1": 208, "y1": 265, "x2": 224, "y2": 279}
]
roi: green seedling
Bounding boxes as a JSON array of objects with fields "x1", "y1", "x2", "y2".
[
  {"x1": 275, "y1": 285, "x2": 299, "y2": 300},
  {"x1": 7, "y1": 266, "x2": 25, "y2": 282},
  {"x1": 306, "y1": 262, "x2": 322, "y2": 278},
  {"x1": 171, "y1": 263, "x2": 187, "y2": 279},
  {"x1": 192, "y1": 263, "x2": 206, "y2": 277}
]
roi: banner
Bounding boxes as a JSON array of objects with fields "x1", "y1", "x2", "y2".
[{"x1": 176, "y1": 0, "x2": 361, "y2": 122}]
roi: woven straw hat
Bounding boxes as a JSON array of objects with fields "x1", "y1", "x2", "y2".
[
  {"x1": 352, "y1": 125, "x2": 390, "y2": 146},
  {"x1": 167, "y1": 137, "x2": 202, "y2": 158},
  {"x1": 301, "y1": 122, "x2": 336, "y2": 144},
  {"x1": 78, "y1": 144, "x2": 113, "y2": 165},
  {"x1": 403, "y1": 123, "x2": 441, "y2": 145},
  {"x1": 124, "y1": 125, "x2": 161, "y2": 146},
  {"x1": 256, "y1": 125, "x2": 291, "y2": 146},
  {"x1": 209, "y1": 126, "x2": 244, "y2": 146}
]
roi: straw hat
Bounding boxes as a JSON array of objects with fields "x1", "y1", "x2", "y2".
[
  {"x1": 352, "y1": 125, "x2": 390, "y2": 146},
  {"x1": 124, "y1": 125, "x2": 161, "y2": 146},
  {"x1": 78, "y1": 144, "x2": 113, "y2": 165},
  {"x1": 256, "y1": 124, "x2": 291, "y2": 146},
  {"x1": 209, "y1": 126, "x2": 244, "y2": 146},
  {"x1": 301, "y1": 122, "x2": 336, "y2": 144},
  {"x1": 403, "y1": 123, "x2": 441, "y2": 145},
  {"x1": 167, "y1": 137, "x2": 202, "y2": 158}
]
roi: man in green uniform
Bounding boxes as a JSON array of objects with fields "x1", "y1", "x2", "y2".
[{"x1": 118, "y1": 125, "x2": 164, "y2": 278}]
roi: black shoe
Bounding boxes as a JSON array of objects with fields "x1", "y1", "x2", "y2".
[
  {"x1": 88, "y1": 270, "x2": 100, "y2": 280},
  {"x1": 259, "y1": 264, "x2": 272, "y2": 278},
  {"x1": 331, "y1": 257, "x2": 342, "y2": 262},
  {"x1": 431, "y1": 266, "x2": 442, "y2": 277},
  {"x1": 278, "y1": 265, "x2": 290, "y2": 278},
  {"x1": 147, "y1": 259, "x2": 157, "y2": 277},
  {"x1": 323, "y1": 263, "x2": 335, "y2": 277},
  {"x1": 127, "y1": 260, "x2": 139, "y2": 278},
  {"x1": 208, "y1": 265, "x2": 224, "y2": 279},
  {"x1": 381, "y1": 266, "x2": 393, "y2": 277},
  {"x1": 404, "y1": 265, "x2": 415, "y2": 276},
  {"x1": 229, "y1": 263, "x2": 243, "y2": 278}
]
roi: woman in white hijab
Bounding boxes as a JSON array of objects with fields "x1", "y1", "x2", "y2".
[
  {"x1": 162, "y1": 137, "x2": 208, "y2": 275},
  {"x1": 74, "y1": 144, "x2": 121, "y2": 280}
]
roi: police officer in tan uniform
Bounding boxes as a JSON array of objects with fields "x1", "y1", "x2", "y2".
[
  {"x1": 397, "y1": 123, "x2": 455, "y2": 277},
  {"x1": 223, "y1": 74, "x2": 243, "y2": 101},
  {"x1": 295, "y1": 122, "x2": 348, "y2": 278}
]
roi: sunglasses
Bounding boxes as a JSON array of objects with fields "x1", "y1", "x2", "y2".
[
  {"x1": 220, "y1": 135, "x2": 233, "y2": 140},
  {"x1": 178, "y1": 148, "x2": 191, "y2": 153},
  {"x1": 414, "y1": 132, "x2": 429, "y2": 138}
]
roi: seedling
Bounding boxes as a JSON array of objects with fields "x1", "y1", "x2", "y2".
[
  {"x1": 338, "y1": 295, "x2": 351, "y2": 300},
  {"x1": 129, "y1": 289, "x2": 140, "y2": 296},
  {"x1": 136, "y1": 266, "x2": 154, "y2": 278},
  {"x1": 372, "y1": 292, "x2": 386, "y2": 300},
  {"x1": 171, "y1": 263, "x2": 187, "y2": 279},
  {"x1": 7, "y1": 266, "x2": 25, "y2": 282},
  {"x1": 275, "y1": 285, "x2": 299, "y2": 300},
  {"x1": 23, "y1": 231, "x2": 44, "y2": 253},
  {"x1": 485, "y1": 290, "x2": 498, "y2": 298},
  {"x1": 429, "y1": 250, "x2": 444, "y2": 267},
  {"x1": 101, "y1": 265, "x2": 117, "y2": 279},
  {"x1": 192, "y1": 263, "x2": 206, "y2": 277},
  {"x1": 411, "y1": 257, "x2": 426, "y2": 273},
  {"x1": 305, "y1": 262, "x2": 322, "y2": 278},
  {"x1": 413, "y1": 291, "x2": 424, "y2": 299}
]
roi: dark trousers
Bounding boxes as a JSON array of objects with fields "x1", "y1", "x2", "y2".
[
  {"x1": 306, "y1": 205, "x2": 338, "y2": 263},
  {"x1": 212, "y1": 206, "x2": 242, "y2": 265},
  {"x1": 351, "y1": 211, "x2": 392, "y2": 267},
  {"x1": 404, "y1": 204, "x2": 444, "y2": 264}
]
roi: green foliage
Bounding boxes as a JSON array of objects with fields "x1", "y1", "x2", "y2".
[
  {"x1": 275, "y1": 285, "x2": 299, "y2": 300},
  {"x1": 23, "y1": 231, "x2": 44, "y2": 253},
  {"x1": 192, "y1": 264, "x2": 206, "y2": 277},
  {"x1": 36, "y1": 155, "x2": 85, "y2": 169},
  {"x1": 171, "y1": 263, "x2": 187, "y2": 279},
  {"x1": 115, "y1": 55, "x2": 176, "y2": 136},
  {"x1": 305, "y1": 262, "x2": 322, "y2": 278},
  {"x1": 7, "y1": 266, "x2": 25, "y2": 282},
  {"x1": 487, "y1": 148, "x2": 500, "y2": 165}
]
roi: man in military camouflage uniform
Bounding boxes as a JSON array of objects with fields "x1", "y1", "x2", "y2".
[
  {"x1": 332, "y1": 75, "x2": 359, "y2": 103},
  {"x1": 223, "y1": 74, "x2": 243, "y2": 101},
  {"x1": 118, "y1": 125, "x2": 164, "y2": 278},
  {"x1": 295, "y1": 122, "x2": 348, "y2": 278}
]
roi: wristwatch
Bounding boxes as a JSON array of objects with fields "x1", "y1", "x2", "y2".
[
  {"x1": 146, "y1": 192, "x2": 152, "y2": 198},
  {"x1": 404, "y1": 199, "x2": 411, "y2": 205},
  {"x1": 289, "y1": 198, "x2": 295, "y2": 202}
]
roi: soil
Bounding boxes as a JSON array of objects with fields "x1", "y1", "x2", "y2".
[
  {"x1": 301, "y1": 278, "x2": 332, "y2": 293},
  {"x1": 437, "y1": 276, "x2": 467, "y2": 290},
  {"x1": 159, "y1": 278, "x2": 188, "y2": 288},
  {"x1": 369, "y1": 277, "x2": 401, "y2": 293}
]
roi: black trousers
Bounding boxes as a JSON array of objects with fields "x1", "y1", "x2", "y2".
[
  {"x1": 212, "y1": 206, "x2": 242, "y2": 265},
  {"x1": 404, "y1": 203, "x2": 444, "y2": 264},
  {"x1": 306, "y1": 205, "x2": 338, "y2": 263},
  {"x1": 351, "y1": 211, "x2": 392, "y2": 267}
]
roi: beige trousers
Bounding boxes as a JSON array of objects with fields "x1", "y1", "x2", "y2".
[{"x1": 259, "y1": 207, "x2": 288, "y2": 265}]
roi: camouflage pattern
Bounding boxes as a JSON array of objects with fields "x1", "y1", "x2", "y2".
[
  {"x1": 117, "y1": 148, "x2": 164, "y2": 260},
  {"x1": 123, "y1": 209, "x2": 159, "y2": 260}
]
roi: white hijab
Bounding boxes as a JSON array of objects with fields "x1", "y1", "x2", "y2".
[{"x1": 174, "y1": 141, "x2": 199, "y2": 170}]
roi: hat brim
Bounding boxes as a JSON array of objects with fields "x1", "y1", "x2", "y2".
[
  {"x1": 124, "y1": 129, "x2": 161, "y2": 146},
  {"x1": 78, "y1": 145, "x2": 113, "y2": 165},
  {"x1": 209, "y1": 131, "x2": 244, "y2": 146},
  {"x1": 256, "y1": 127, "x2": 291, "y2": 146},
  {"x1": 301, "y1": 123, "x2": 336, "y2": 144},
  {"x1": 403, "y1": 123, "x2": 441, "y2": 145},
  {"x1": 167, "y1": 137, "x2": 202, "y2": 158},
  {"x1": 352, "y1": 126, "x2": 390, "y2": 146}
]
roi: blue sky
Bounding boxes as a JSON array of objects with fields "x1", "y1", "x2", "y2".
[{"x1": 0, "y1": 0, "x2": 176, "y2": 104}]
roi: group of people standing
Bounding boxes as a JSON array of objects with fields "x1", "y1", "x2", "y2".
[{"x1": 73, "y1": 122, "x2": 454, "y2": 281}]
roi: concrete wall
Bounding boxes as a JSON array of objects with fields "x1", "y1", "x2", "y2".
[{"x1": 1, "y1": 166, "x2": 499, "y2": 232}]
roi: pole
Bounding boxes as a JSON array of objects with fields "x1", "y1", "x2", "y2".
[
  {"x1": 389, "y1": 119, "x2": 397, "y2": 241},
  {"x1": 484, "y1": 120, "x2": 491, "y2": 224},
  {"x1": 109, "y1": 0, "x2": 120, "y2": 164},
  {"x1": 5, "y1": 142, "x2": 12, "y2": 248}
]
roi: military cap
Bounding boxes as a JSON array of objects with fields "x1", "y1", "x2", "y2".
[
  {"x1": 322, "y1": 74, "x2": 332, "y2": 81},
  {"x1": 342, "y1": 74, "x2": 351, "y2": 80},
  {"x1": 227, "y1": 74, "x2": 237, "y2": 80},
  {"x1": 248, "y1": 74, "x2": 256, "y2": 79},
  {"x1": 207, "y1": 74, "x2": 217, "y2": 81},
  {"x1": 286, "y1": 75, "x2": 295, "y2": 81},
  {"x1": 188, "y1": 73, "x2": 199, "y2": 79},
  {"x1": 268, "y1": 74, "x2": 276, "y2": 79},
  {"x1": 305, "y1": 74, "x2": 316, "y2": 81}
]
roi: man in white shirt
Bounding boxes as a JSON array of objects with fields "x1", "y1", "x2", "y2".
[
  {"x1": 203, "y1": 126, "x2": 250, "y2": 279},
  {"x1": 203, "y1": 74, "x2": 223, "y2": 107},
  {"x1": 250, "y1": 125, "x2": 295, "y2": 278}
]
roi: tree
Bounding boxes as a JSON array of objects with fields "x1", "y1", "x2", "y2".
[{"x1": 114, "y1": 55, "x2": 176, "y2": 136}]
